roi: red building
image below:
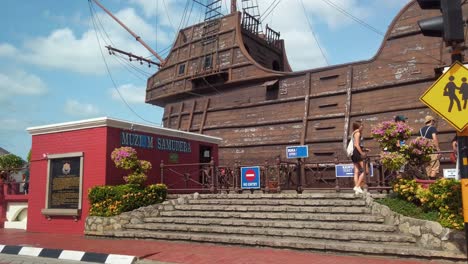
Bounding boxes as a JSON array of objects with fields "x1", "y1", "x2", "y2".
[{"x1": 26, "y1": 117, "x2": 221, "y2": 234}]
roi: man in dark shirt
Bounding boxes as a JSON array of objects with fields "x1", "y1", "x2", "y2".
[{"x1": 420, "y1": 115, "x2": 440, "y2": 178}]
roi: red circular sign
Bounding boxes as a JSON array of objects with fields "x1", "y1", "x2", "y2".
[{"x1": 245, "y1": 169, "x2": 256, "y2": 182}]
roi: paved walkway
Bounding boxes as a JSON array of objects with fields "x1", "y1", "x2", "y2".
[{"x1": 0, "y1": 229, "x2": 454, "y2": 264}]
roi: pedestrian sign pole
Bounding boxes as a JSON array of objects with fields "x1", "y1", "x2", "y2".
[{"x1": 420, "y1": 59, "x2": 468, "y2": 257}]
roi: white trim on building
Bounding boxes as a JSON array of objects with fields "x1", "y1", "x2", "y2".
[{"x1": 26, "y1": 117, "x2": 222, "y2": 145}]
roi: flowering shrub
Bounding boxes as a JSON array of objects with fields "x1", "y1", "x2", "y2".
[
  {"x1": 88, "y1": 183, "x2": 168, "y2": 217},
  {"x1": 111, "y1": 147, "x2": 137, "y2": 170},
  {"x1": 392, "y1": 178, "x2": 419, "y2": 202},
  {"x1": 111, "y1": 147, "x2": 151, "y2": 186},
  {"x1": 392, "y1": 178, "x2": 463, "y2": 230},
  {"x1": 371, "y1": 121, "x2": 413, "y2": 152},
  {"x1": 380, "y1": 152, "x2": 406, "y2": 172},
  {"x1": 401, "y1": 137, "x2": 437, "y2": 166}
]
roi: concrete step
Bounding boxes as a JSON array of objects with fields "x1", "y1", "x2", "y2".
[
  {"x1": 143, "y1": 217, "x2": 397, "y2": 232},
  {"x1": 195, "y1": 193, "x2": 360, "y2": 200},
  {"x1": 101, "y1": 230, "x2": 465, "y2": 261},
  {"x1": 159, "y1": 211, "x2": 384, "y2": 223},
  {"x1": 174, "y1": 204, "x2": 370, "y2": 214},
  {"x1": 187, "y1": 199, "x2": 367, "y2": 207},
  {"x1": 125, "y1": 223, "x2": 416, "y2": 244}
]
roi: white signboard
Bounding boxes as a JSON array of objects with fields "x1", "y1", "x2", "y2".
[{"x1": 443, "y1": 168, "x2": 457, "y2": 179}]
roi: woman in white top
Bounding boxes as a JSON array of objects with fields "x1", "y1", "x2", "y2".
[{"x1": 350, "y1": 121, "x2": 368, "y2": 194}]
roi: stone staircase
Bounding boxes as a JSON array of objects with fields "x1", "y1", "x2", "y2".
[{"x1": 85, "y1": 193, "x2": 466, "y2": 262}]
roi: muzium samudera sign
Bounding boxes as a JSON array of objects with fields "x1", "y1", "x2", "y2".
[{"x1": 121, "y1": 131, "x2": 192, "y2": 153}]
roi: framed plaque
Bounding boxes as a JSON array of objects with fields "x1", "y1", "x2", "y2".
[{"x1": 42, "y1": 152, "x2": 83, "y2": 219}]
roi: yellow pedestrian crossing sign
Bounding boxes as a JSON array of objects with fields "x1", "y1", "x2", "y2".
[{"x1": 420, "y1": 62, "x2": 468, "y2": 132}]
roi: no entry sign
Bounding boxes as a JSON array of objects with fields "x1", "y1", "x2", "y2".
[{"x1": 241, "y1": 166, "x2": 260, "y2": 189}]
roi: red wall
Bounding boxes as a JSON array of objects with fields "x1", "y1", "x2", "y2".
[
  {"x1": 106, "y1": 127, "x2": 219, "y2": 188},
  {"x1": 28, "y1": 127, "x2": 108, "y2": 234},
  {"x1": 28, "y1": 125, "x2": 219, "y2": 234}
]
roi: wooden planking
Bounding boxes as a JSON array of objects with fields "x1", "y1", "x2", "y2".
[
  {"x1": 218, "y1": 141, "x2": 346, "y2": 164},
  {"x1": 206, "y1": 122, "x2": 303, "y2": 147},
  {"x1": 351, "y1": 81, "x2": 430, "y2": 114},
  {"x1": 308, "y1": 94, "x2": 347, "y2": 117},
  {"x1": 203, "y1": 101, "x2": 304, "y2": 128},
  {"x1": 305, "y1": 118, "x2": 346, "y2": 142}
]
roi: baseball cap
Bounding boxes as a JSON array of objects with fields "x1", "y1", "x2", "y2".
[{"x1": 394, "y1": 115, "x2": 407, "y2": 122}]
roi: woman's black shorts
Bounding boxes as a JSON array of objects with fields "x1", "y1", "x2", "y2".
[{"x1": 351, "y1": 148, "x2": 363, "y2": 163}]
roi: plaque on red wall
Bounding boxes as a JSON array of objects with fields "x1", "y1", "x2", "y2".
[{"x1": 48, "y1": 157, "x2": 81, "y2": 209}]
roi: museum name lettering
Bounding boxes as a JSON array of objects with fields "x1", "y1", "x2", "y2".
[{"x1": 121, "y1": 132, "x2": 192, "y2": 153}]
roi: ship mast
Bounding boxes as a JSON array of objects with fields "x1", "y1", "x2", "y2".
[
  {"x1": 90, "y1": 0, "x2": 165, "y2": 66},
  {"x1": 231, "y1": 0, "x2": 237, "y2": 13}
]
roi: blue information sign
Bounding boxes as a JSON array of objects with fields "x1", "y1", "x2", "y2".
[
  {"x1": 335, "y1": 163, "x2": 374, "y2": 177},
  {"x1": 241, "y1": 166, "x2": 261, "y2": 189},
  {"x1": 286, "y1": 145, "x2": 309, "y2": 159}
]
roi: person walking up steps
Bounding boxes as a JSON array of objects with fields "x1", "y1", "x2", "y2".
[
  {"x1": 350, "y1": 121, "x2": 369, "y2": 194},
  {"x1": 420, "y1": 115, "x2": 441, "y2": 179}
]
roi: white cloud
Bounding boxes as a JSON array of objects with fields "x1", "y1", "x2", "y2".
[
  {"x1": 0, "y1": 43, "x2": 18, "y2": 57},
  {"x1": 255, "y1": 0, "x2": 388, "y2": 70},
  {"x1": 0, "y1": 8, "x2": 168, "y2": 75},
  {"x1": 64, "y1": 100, "x2": 100, "y2": 117},
  {"x1": 0, "y1": 119, "x2": 30, "y2": 131},
  {"x1": 0, "y1": 70, "x2": 48, "y2": 100},
  {"x1": 110, "y1": 83, "x2": 146, "y2": 104}
]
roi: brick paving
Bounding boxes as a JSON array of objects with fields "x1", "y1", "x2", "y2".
[{"x1": 0, "y1": 229, "x2": 454, "y2": 264}]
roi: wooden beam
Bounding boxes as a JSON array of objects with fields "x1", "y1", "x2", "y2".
[
  {"x1": 199, "y1": 98, "x2": 211, "y2": 134},
  {"x1": 177, "y1": 102, "x2": 184, "y2": 130},
  {"x1": 343, "y1": 66, "x2": 354, "y2": 151},
  {"x1": 187, "y1": 101, "x2": 197, "y2": 131},
  {"x1": 300, "y1": 73, "x2": 312, "y2": 145},
  {"x1": 166, "y1": 105, "x2": 173, "y2": 128}
]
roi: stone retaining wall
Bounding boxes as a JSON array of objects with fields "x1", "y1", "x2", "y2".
[
  {"x1": 365, "y1": 193, "x2": 466, "y2": 254},
  {"x1": 85, "y1": 194, "x2": 195, "y2": 234}
]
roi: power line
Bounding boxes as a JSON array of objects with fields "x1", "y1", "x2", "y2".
[
  {"x1": 261, "y1": 0, "x2": 282, "y2": 23},
  {"x1": 317, "y1": 0, "x2": 443, "y2": 64},
  {"x1": 260, "y1": 0, "x2": 279, "y2": 20},
  {"x1": 321, "y1": 0, "x2": 383, "y2": 36},
  {"x1": 299, "y1": 0, "x2": 329, "y2": 66}
]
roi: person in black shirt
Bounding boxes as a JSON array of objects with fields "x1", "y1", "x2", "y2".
[{"x1": 420, "y1": 115, "x2": 440, "y2": 178}]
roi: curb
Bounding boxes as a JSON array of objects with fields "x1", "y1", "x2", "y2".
[{"x1": 0, "y1": 244, "x2": 136, "y2": 264}]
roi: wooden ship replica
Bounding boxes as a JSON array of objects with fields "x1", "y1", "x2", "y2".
[
  {"x1": 143, "y1": 0, "x2": 464, "y2": 165},
  {"x1": 82, "y1": 0, "x2": 468, "y2": 173}
]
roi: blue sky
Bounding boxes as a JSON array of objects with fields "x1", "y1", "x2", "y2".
[{"x1": 0, "y1": 0, "x2": 409, "y2": 160}]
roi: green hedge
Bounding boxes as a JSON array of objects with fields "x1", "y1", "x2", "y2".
[{"x1": 88, "y1": 183, "x2": 167, "y2": 217}]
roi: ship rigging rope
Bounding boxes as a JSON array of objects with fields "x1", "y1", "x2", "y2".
[
  {"x1": 89, "y1": 2, "x2": 152, "y2": 78},
  {"x1": 88, "y1": 1, "x2": 162, "y2": 126},
  {"x1": 299, "y1": 0, "x2": 329, "y2": 66}
]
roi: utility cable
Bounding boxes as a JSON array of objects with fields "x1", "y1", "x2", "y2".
[
  {"x1": 260, "y1": 0, "x2": 279, "y2": 20},
  {"x1": 261, "y1": 0, "x2": 282, "y2": 23},
  {"x1": 299, "y1": 0, "x2": 329, "y2": 66},
  {"x1": 321, "y1": 0, "x2": 383, "y2": 36},
  {"x1": 317, "y1": 0, "x2": 444, "y2": 64}
]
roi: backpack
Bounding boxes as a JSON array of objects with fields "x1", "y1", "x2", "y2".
[{"x1": 346, "y1": 131, "x2": 355, "y2": 157}]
